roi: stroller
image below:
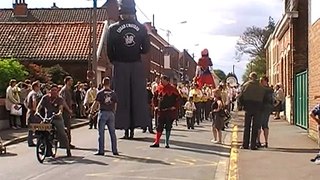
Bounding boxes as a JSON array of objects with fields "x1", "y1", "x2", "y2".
[{"x1": 0, "y1": 136, "x2": 6, "y2": 155}]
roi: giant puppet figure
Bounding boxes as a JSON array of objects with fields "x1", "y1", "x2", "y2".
[
  {"x1": 107, "y1": 0, "x2": 151, "y2": 139},
  {"x1": 194, "y1": 49, "x2": 217, "y2": 88}
]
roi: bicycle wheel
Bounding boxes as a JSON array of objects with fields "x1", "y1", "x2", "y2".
[
  {"x1": 51, "y1": 140, "x2": 58, "y2": 158},
  {"x1": 36, "y1": 138, "x2": 47, "y2": 163}
]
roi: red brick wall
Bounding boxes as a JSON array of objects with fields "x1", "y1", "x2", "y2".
[{"x1": 308, "y1": 19, "x2": 320, "y2": 140}]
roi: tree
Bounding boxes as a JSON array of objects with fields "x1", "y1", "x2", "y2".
[
  {"x1": 236, "y1": 17, "x2": 275, "y2": 82},
  {"x1": 241, "y1": 56, "x2": 267, "y2": 82},
  {"x1": 45, "y1": 65, "x2": 70, "y2": 85},
  {"x1": 27, "y1": 63, "x2": 51, "y2": 83},
  {"x1": 0, "y1": 58, "x2": 28, "y2": 97},
  {"x1": 213, "y1": 69, "x2": 227, "y2": 82}
]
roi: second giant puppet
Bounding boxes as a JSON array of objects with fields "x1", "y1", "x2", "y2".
[{"x1": 194, "y1": 49, "x2": 216, "y2": 89}]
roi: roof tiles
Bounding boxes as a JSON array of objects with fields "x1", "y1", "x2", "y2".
[
  {"x1": 0, "y1": 22, "x2": 105, "y2": 61},
  {"x1": 0, "y1": 8, "x2": 109, "y2": 23}
]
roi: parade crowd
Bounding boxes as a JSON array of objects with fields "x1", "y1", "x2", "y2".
[{"x1": 2, "y1": 0, "x2": 289, "y2": 159}]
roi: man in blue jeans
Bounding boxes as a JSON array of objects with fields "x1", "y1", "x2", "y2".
[{"x1": 89, "y1": 77, "x2": 119, "y2": 156}]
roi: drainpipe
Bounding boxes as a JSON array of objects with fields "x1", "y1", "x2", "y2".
[{"x1": 289, "y1": 16, "x2": 294, "y2": 125}]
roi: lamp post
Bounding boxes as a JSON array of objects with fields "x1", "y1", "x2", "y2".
[
  {"x1": 158, "y1": 20, "x2": 187, "y2": 43},
  {"x1": 92, "y1": 0, "x2": 98, "y2": 85}
]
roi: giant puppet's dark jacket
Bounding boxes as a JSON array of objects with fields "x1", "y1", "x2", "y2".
[
  {"x1": 107, "y1": 19, "x2": 150, "y2": 63},
  {"x1": 153, "y1": 83, "x2": 180, "y2": 120}
]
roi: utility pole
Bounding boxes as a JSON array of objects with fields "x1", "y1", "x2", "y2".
[
  {"x1": 232, "y1": 64, "x2": 235, "y2": 75},
  {"x1": 92, "y1": 0, "x2": 98, "y2": 85}
]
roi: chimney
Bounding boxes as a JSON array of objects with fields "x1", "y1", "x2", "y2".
[
  {"x1": 144, "y1": 22, "x2": 157, "y2": 34},
  {"x1": 13, "y1": 0, "x2": 28, "y2": 17},
  {"x1": 51, "y1": 2, "x2": 59, "y2": 9}
]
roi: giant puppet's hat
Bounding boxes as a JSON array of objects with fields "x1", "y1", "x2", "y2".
[{"x1": 119, "y1": 0, "x2": 136, "y2": 15}]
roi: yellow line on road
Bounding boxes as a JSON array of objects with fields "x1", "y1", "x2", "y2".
[{"x1": 227, "y1": 125, "x2": 239, "y2": 180}]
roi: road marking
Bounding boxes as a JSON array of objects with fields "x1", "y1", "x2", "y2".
[
  {"x1": 227, "y1": 125, "x2": 239, "y2": 180},
  {"x1": 86, "y1": 174, "x2": 193, "y2": 180},
  {"x1": 86, "y1": 163, "x2": 217, "y2": 177},
  {"x1": 177, "y1": 155, "x2": 212, "y2": 163},
  {"x1": 174, "y1": 158, "x2": 195, "y2": 165}
]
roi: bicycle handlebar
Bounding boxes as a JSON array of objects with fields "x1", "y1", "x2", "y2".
[{"x1": 35, "y1": 112, "x2": 56, "y2": 123}]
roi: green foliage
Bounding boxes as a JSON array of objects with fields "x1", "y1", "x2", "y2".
[
  {"x1": 213, "y1": 69, "x2": 227, "y2": 81},
  {"x1": 45, "y1": 64, "x2": 70, "y2": 85},
  {"x1": 242, "y1": 56, "x2": 266, "y2": 81},
  {"x1": 236, "y1": 17, "x2": 275, "y2": 82},
  {"x1": 0, "y1": 58, "x2": 28, "y2": 97}
]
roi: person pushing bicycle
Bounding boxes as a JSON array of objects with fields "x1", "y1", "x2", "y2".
[{"x1": 36, "y1": 84, "x2": 71, "y2": 157}]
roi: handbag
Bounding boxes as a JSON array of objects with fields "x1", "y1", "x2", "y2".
[
  {"x1": 185, "y1": 110, "x2": 193, "y2": 118},
  {"x1": 10, "y1": 104, "x2": 22, "y2": 116}
]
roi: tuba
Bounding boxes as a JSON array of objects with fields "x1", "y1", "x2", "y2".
[{"x1": 226, "y1": 76, "x2": 238, "y2": 87}]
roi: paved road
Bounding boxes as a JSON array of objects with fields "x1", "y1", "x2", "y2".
[{"x1": 0, "y1": 120, "x2": 231, "y2": 180}]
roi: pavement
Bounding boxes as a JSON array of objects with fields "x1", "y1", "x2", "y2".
[
  {"x1": 0, "y1": 118, "x2": 89, "y2": 146},
  {"x1": 230, "y1": 111, "x2": 320, "y2": 180}
]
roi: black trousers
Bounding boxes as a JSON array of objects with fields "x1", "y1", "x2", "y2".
[
  {"x1": 156, "y1": 111, "x2": 174, "y2": 132},
  {"x1": 194, "y1": 102, "x2": 201, "y2": 125},
  {"x1": 243, "y1": 104, "x2": 262, "y2": 149},
  {"x1": 205, "y1": 100, "x2": 212, "y2": 120}
]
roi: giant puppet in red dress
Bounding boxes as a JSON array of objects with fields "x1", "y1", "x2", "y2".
[{"x1": 194, "y1": 49, "x2": 216, "y2": 89}]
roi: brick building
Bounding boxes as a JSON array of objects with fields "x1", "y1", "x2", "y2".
[
  {"x1": 265, "y1": 0, "x2": 308, "y2": 124},
  {"x1": 308, "y1": 18, "x2": 320, "y2": 140},
  {"x1": 0, "y1": 0, "x2": 196, "y2": 129},
  {"x1": 0, "y1": 1, "x2": 120, "y2": 84}
]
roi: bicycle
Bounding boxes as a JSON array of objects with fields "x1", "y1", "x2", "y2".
[
  {"x1": 0, "y1": 136, "x2": 6, "y2": 155},
  {"x1": 29, "y1": 113, "x2": 58, "y2": 163}
]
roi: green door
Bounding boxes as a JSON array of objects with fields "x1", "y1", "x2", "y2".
[{"x1": 294, "y1": 70, "x2": 308, "y2": 129}]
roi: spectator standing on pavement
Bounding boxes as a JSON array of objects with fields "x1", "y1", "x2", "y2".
[
  {"x1": 107, "y1": 0, "x2": 151, "y2": 139},
  {"x1": 309, "y1": 95, "x2": 320, "y2": 164},
  {"x1": 151, "y1": 76, "x2": 160, "y2": 95},
  {"x1": 74, "y1": 83, "x2": 86, "y2": 118},
  {"x1": 274, "y1": 83, "x2": 285, "y2": 119},
  {"x1": 59, "y1": 76, "x2": 75, "y2": 148},
  {"x1": 210, "y1": 92, "x2": 225, "y2": 144},
  {"x1": 89, "y1": 77, "x2": 119, "y2": 156},
  {"x1": 257, "y1": 76, "x2": 274, "y2": 148},
  {"x1": 238, "y1": 72, "x2": 266, "y2": 150},
  {"x1": 150, "y1": 75, "x2": 180, "y2": 148},
  {"x1": 84, "y1": 81, "x2": 98, "y2": 129},
  {"x1": 25, "y1": 81, "x2": 42, "y2": 147},
  {"x1": 20, "y1": 81, "x2": 32, "y2": 128},
  {"x1": 36, "y1": 84, "x2": 71, "y2": 157},
  {"x1": 142, "y1": 82, "x2": 155, "y2": 134},
  {"x1": 5, "y1": 79, "x2": 21, "y2": 129},
  {"x1": 151, "y1": 76, "x2": 160, "y2": 128}
]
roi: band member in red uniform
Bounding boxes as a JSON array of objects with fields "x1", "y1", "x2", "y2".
[
  {"x1": 150, "y1": 75, "x2": 180, "y2": 148},
  {"x1": 194, "y1": 49, "x2": 215, "y2": 89}
]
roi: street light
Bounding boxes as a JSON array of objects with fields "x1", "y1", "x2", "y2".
[{"x1": 158, "y1": 20, "x2": 187, "y2": 43}]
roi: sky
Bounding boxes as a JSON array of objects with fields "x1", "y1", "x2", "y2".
[{"x1": 1, "y1": 0, "x2": 320, "y2": 81}]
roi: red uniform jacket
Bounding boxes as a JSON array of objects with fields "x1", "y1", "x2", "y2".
[{"x1": 153, "y1": 83, "x2": 180, "y2": 119}]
